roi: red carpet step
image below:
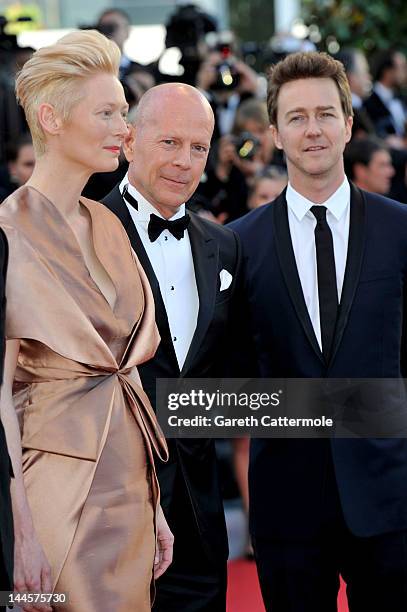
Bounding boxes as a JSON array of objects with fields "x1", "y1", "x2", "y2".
[{"x1": 227, "y1": 559, "x2": 349, "y2": 612}]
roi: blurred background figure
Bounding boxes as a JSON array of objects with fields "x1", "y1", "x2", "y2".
[
  {"x1": 248, "y1": 167, "x2": 288, "y2": 209},
  {"x1": 0, "y1": 16, "x2": 32, "y2": 165},
  {"x1": 344, "y1": 137, "x2": 395, "y2": 196},
  {"x1": 7, "y1": 135, "x2": 35, "y2": 187},
  {"x1": 232, "y1": 98, "x2": 277, "y2": 165},
  {"x1": 335, "y1": 48, "x2": 374, "y2": 139},
  {"x1": 0, "y1": 135, "x2": 34, "y2": 202},
  {"x1": 95, "y1": 7, "x2": 156, "y2": 108},
  {"x1": 194, "y1": 133, "x2": 255, "y2": 222},
  {"x1": 194, "y1": 100, "x2": 280, "y2": 221},
  {"x1": 364, "y1": 49, "x2": 407, "y2": 142},
  {"x1": 96, "y1": 8, "x2": 132, "y2": 78},
  {"x1": 162, "y1": 3, "x2": 217, "y2": 86},
  {"x1": 196, "y1": 35, "x2": 260, "y2": 141}
]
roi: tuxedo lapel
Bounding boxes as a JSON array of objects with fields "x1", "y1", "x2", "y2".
[
  {"x1": 102, "y1": 187, "x2": 178, "y2": 369},
  {"x1": 329, "y1": 184, "x2": 366, "y2": 366},
  {"x1": 273, "y1": 191, "x2": 325, "y2": 364},
  {"x1": 181, "y1": 214, "x2": 219, "y2": 376}
]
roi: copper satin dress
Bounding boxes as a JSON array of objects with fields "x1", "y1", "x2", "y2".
[{"x1": 0, "y1": 186, "x2": 168, "y2": 611}]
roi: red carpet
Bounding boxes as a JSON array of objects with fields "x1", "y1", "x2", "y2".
[{"x1": 227, "y1": 559, "x2": 349, "y2": 612}]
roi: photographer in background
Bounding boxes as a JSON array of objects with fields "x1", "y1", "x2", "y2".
[
  {"x1": 196, "y1": 35, "x2": 259, "y2": 141},
  {"x1": 233, "y1": 98, "x2": 281, "y2": 166},
  {"x1": 161, "y1": 3, "x2": 217, "y2": 86},
  {"x1": 196, "y1": 99, "x2": 281, "y2": 221},
  {"x1": 195, "y1": 130, "x2": 264, "y2": 222}
]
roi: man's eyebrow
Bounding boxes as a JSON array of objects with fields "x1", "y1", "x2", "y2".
[{"x1": 285, "y1": 105, "x2": 337, "y2": 117}]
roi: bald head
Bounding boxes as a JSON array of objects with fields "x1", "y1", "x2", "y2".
[
  {"x1": 133, "y1": 82, "x2": 214, "y2": 131},
  {"x1": 123, "y1": 82, "x2": 214, "y2": 218}
]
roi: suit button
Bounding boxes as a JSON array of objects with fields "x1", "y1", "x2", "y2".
[
  {"x1": 170, "y1": 286, "x2": 174, "y2": 291},
  {"x1": 173, "y1": 336, "x2": 177, "y2": 341}
]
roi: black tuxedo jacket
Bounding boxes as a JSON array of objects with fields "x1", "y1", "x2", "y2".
[
  {"x1": 102, "y1": 185, "x2": 241, "y2": 564},
  {"x1": 363, "y1": 90, "x2": 405, "y2": 137},
  {"x1": 0, "y1": 227, "x2": 13, "y2": 590},
  {"x1": 230, "y1": 185, "x2": 407, "y2": 540}
]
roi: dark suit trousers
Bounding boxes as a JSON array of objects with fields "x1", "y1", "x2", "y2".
[
  {"x1": 153, "y1": 474, "x2": 227, "y2": 612},
  {"x1": 0, "y1": 540, "x2": 9, "y2": 612},
  {"x1": 253, "y1": 453, "x2": 407, "y2": 612}
]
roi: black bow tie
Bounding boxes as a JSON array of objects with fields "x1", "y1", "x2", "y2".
[
  {"x1": 148, "y1": 213, "x2": 190, "y2": 242},
  {"x1": 122, "y1": 185, "x2": 138, "y2": 210}
]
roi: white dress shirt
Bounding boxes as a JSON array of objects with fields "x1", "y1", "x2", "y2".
[
  {"x1": 119, "y1": 174, "x2": 199, "y2": 369},
  {"x1": 286, "y1": 178, "x2": 351, "y2": 350}
]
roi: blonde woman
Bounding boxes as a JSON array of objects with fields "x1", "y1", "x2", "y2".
[{"x1": 0, "y1": 30, "x2": 173, "y2": 612}]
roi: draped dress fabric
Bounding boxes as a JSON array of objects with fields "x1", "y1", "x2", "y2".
[{"x1": 0, "y1": 186, "x2": 168, "y2": 611}]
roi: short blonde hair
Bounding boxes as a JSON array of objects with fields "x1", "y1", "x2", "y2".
[{"x1": 15, "y1": 30, "x2": 121, "y2": 155}]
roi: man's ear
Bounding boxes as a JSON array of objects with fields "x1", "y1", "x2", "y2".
[
  {"x1": 344, "y1": 116, "x2": 353, "y2": 144},
  {"x1": 123, "y1": 124, "x2": 136, "y2": 162},
  {"x1": 270, "y1": 124, "x2": 283, "y2": 150},
  {"x1": 37, "y1": 103, "x2": 63, "y2": 136}
]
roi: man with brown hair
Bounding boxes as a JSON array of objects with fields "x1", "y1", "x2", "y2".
[
  {"x1": 344, "y1": 137, "x2": 395, "y2": 195},
  {"x1": 230, "y1": 51, "x2": 407, "y2": 612}
]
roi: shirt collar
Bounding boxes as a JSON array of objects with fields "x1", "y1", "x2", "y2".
[
  {"x1": 286, "y1": 177, "x2": 350, "y2": 222},
  {"x1": 374, "y1": 82, "x2": 393, "y2": 104},
  {"x1": 119, "y1": 173, "x2": 186, "y2": 222},
  {"x1": 120, "y1": 55, "x2": 132, "y2": 69},
  {"x1": 351, "y1": 92, "x2": 363, "y2": 109}
]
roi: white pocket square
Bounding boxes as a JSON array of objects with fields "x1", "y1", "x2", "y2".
[{"x1": 219, "y1": 269, "x2": 233, "y2": 291}]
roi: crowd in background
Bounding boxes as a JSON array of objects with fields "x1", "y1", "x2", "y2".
[{"x1": 1, "y1": 4, "x2": 406, "y2": 216}]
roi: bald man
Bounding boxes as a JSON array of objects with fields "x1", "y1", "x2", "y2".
[{"x1": 102, "y1": 84, "x2": 241, "y2": 611}]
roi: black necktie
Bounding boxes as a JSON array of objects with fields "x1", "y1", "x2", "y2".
[
  {"x1": 310, "y1": 206, "x2": 338, "y2": 360},
  {"x1": 148, "y1": 213, "x2": 190, "y2": 242},
  {"x1": 122, "y1": 185, "x2": 138, "y2": 210}
]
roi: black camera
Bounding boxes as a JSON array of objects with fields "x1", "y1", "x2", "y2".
[
  {"x1": 234, "y1": 132, "x2": 261, "y2": 161},
  {"x1": 165, "y1": 4, "x2": 216, "y2": 59},
  {"x1": 212, "y1": 57, "x2": 240, "y2": 91},
  {"x1": 79, "y1": 22, "x2": 117, "y2": 38},
  {"x1": 0, "y1": 15, "x2": 32, "y2": 53}
]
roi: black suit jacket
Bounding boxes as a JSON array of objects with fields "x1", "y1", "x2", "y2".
[
  {"x1": 0, "y1": 227, "x2": 13, "y2": 590},
  {"x1": 230, "y1": 185, "x2": 407, "y2": 540},
  {"x1": 102, "y1": 185, "x2": 241, "y2": 565},
  {"x1": 363, "y1": 90, "x2": 405, "y2": 137}
]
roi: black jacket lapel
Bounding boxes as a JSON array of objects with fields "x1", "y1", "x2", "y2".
[
  {"x1": 273, "y1": 190, "x2": 325, "y2": 364},
  {"x1": 102, "y1": 186, "x2": 178, "y2": 369},
  {"x1": 180, "y1": 214, "x2": 219, "y2": 376},
  {"x1": 329, "y1": 184, "x2": 366, "y2": 366}
]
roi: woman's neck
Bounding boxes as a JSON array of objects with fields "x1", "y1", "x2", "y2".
[{"x1": 27, "y1": 152, "x2": 91, "y2": 219}]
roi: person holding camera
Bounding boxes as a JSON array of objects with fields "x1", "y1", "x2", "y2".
[{"x1": 196, "y1": 46, "x2": 259, "y2": 141}]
